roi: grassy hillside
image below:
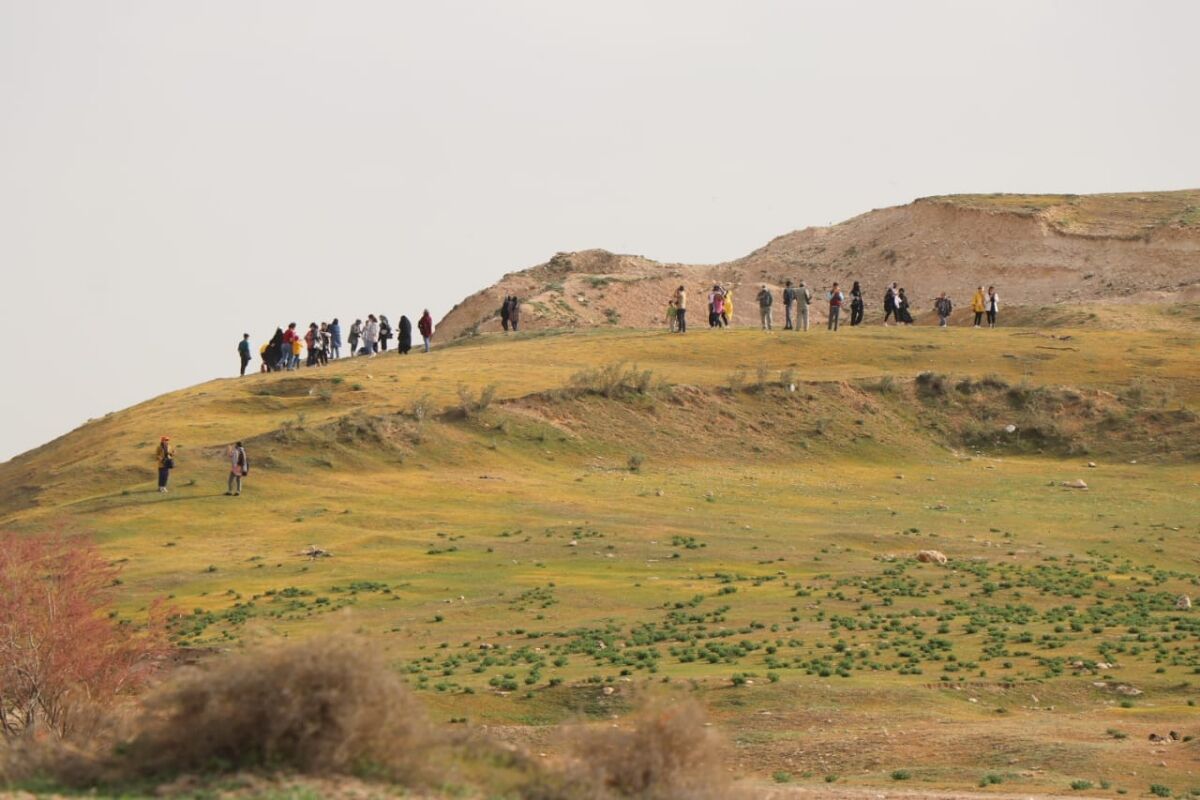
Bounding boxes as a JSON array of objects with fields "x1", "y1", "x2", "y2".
[{"x1": 3, "y1": 325, "x2": 1199, "y2": 796}]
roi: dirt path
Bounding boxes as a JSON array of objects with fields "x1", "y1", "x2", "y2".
[{"x1": 756, "y1": 786, "x2": 1109, "y2": 800}]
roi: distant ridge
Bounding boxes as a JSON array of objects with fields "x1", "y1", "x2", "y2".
[{"x1": 437, "y1": 190, "x2": 1200, "y2": 338}]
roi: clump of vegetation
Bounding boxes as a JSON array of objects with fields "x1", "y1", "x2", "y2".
[
  {"x1": 0, "y1": 529, "x2": 168, "y2": 741},
  {"x1": 454, "y1": 384, "x2": 497, "y2": 419},
  {"x1": 915, "y1": 371, "x2": 949, "y2": 398},
  {"x1": 568, "y1": 363, "x2": 657, "y2": 399},
  {"x1": 559, "y1": 699, "x2": 730, "y2": 799}
]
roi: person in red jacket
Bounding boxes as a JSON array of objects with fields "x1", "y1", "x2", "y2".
[
  {"x1": 280, "y1": 322, "x2": 299, "y2": 370},
  {"x1": 418, "y1": 310, "x2": 433, "y2": 352}
]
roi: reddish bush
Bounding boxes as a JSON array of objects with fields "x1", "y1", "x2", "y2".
[{"x1": 0, "y1": 529, "x2": 168, "y2": 739}]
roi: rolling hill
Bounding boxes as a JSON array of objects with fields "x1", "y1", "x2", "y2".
[
  {"x1": 2, "y1": 320, "x2": 1198, "y2": 795},
  {"x1": 436, "y1": 190, "x2": 1200, "y2": 339}
]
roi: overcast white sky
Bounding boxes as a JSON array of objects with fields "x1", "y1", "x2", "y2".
[{"x1": 1, "y1": 0, "x2": 1197, "y2": 461}]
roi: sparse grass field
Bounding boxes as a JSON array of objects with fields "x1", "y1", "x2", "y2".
[{"x1": 2, "y1": 323, "x2": 1199, "y2": 798}]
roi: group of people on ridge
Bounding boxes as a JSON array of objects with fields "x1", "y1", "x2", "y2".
[
  {"x1": 239, "y1": 311, "x2": 435, "y2": 375},
  {"x1": 666, "y1": 280, "x2": 1000, "y2": 332}
]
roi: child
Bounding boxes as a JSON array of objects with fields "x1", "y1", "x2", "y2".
[
  {"x1": 666, "y1": 299, "x2": 678, "y2": 332},
  {"x1": 290, "y1": 335, "x2": 303, "y2": 370}
]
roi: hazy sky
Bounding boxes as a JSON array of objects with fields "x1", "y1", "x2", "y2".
[{"x1": 2, "y1": 0, "x2": 1197, "y2": 461}]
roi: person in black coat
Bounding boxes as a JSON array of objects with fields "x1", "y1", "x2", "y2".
[
  {"x1": 398, "y1": 315, "x2": 413, "y2": 354},
  {"x1": 508, "y1": 296, "x2": 521, "y2": 332},
  {"x1": 850, "y1": 281, "x2": 865, "y2": 326},
  {"x1": 265, "y1": 328, "x2": 284, "y2": 372}
]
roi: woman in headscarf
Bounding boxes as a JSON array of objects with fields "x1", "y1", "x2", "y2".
[{"x1": 398, "y1": 315, "x2": 413, "y2": 354}]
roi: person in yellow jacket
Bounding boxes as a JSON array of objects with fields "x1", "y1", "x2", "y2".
[
  {"x1": 722, "y1": 288, "x2": 734, "y2": 327},
  {"x1": 155, "y1": 436, "x2": 176, "y2": 493},
  {"x1": 971, "y1": 286, "x2": 986, "y2": 328}
]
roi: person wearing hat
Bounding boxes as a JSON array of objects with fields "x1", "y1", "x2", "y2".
[
  {"x1": 755, "y1": 284, "x2": 774, "y2": 331},
  {"x1": 226, "y1": 441, "x2": 249, "y2": 496},
  {"x1": 155, "y1": 436, "x2": 175, "y2": 493}
]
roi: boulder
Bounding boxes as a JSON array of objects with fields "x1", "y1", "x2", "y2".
[
  {"x1": 1176, "y1": 595, "x2": 1192, "y2": 610},
  {"x1": 1061, "y1": 479, "x2": 1088, "y2": 489},
  {"x1": 917, "y1": 550, "x2": 948, "y2": 565}
]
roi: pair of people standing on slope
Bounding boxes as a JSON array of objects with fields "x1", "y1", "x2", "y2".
[{"x1": 153, "y1": 437, "x2": 249, "y2": 497}]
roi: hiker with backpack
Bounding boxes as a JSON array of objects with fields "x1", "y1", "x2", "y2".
[
  {"x1": 850, "y1": 281, "x2": 865, "y2": 326},
  {"x1": 226, "y1": 442, "x2": 249, "y2": 496},
  {"x1": 934, "y1": 292, "x2": 953, "y2": 327},
  {"x1": 418, "y1": 310, "x2": 434, "y2": 352},
  {"x1": 783, "y1": 280, "x2": 796, "y2": 330},
  {"x1": 883, "y1": 283, "x2": 899, "y2": 325},
  {"x1": 237, "y1": 334, "x2": 252, "y2": 376},
  {"x1": 986, "y1": 286, "x2": 1000, "y2": 328},
  {"x1": 756, "y1": 285, "x2": 773, "y2": 331},
  {"x1": 155, "y1": 436, "x2": 175, "y2": 493},
  {"x1": 399, "y1": 315, "x2": 413, "y2": 354},
  {"x1": 827, "y1": 283, "x2": 845, "y2": 331}
]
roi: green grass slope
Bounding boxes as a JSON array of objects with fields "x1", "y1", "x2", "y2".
[{"x1": 2, "y1": 325, "x2": 1199, "y2": 795}]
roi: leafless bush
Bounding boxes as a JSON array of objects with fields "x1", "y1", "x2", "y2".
[
  {"x1": 122, "y1": 634, "x2": 431, "y2": 779},
  {"x1": 455, "y1": 384, "x2": 498, "y2": 418},
  {"x1": 556, "y1": 699, "x2": 730, "y2": 799}
]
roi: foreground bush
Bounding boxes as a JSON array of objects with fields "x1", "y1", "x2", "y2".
[
  {"x1": 557, "y1": 699, "x2": 731, "y2": 799},
  {"x1": 122, "y1": 634, "x2": 431, "y2": 780}
]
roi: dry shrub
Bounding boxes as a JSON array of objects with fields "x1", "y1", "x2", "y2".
[
  {"x1": 556, "y1": 699, "x2": 730, "y2": 799},
  {"x1": 116, "y1": 634, "x2": 431, "y2": 781},
  {"x1": 0, "y1": 529, "x2": 168, "y2": 741}
]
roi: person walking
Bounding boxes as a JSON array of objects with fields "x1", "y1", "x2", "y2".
[
  {"x1": 797, "y1": 281, "x2": 811, "y2": 331},
  {"x1": 237, "y1": 334, "x2": 252, "y2": 376},
  {"x1": 329, "y1": 318, "x2": 342, "y2": 358},
  {"x1": 508, "y1": 296, "x2": 521, "y2": 332},
  {"x1": 986, "y1": 286, "x2": 1000, "y2": 328},
  {"x1": 399, "y1": 315, "x2": 413, "y2": 354},
  {"x1": 155, "y1": 436, "x2": 175, "y2": 493},
  {"x1": 827, "y1": 283, "x2": 845, "y2": 331},
  {"x1": 883, "y1": 283, "x2": 899, "y2": 325},
  {"x1": 850, "y1": 281, "x2": 864, "y2": 326},
  {"x1": 348, "y1": 319, "x2": 362, "y2": 356},
  {"x1": 934, "y1": 292, "x2": 953, "y2": 327},
  {"x1": 226, "y1": 441, "x2": 249, "y2": 496},
  {"x1": 363, "y1": 314, "x2": 380, "y2": 355},
  {"x1": 673, "y1": 285, "x2": 687, "y2": 333},
  {"x1": 500, "y1": 296, "x2": 511, "y2": 331},
  {"x1": 379, "y1": 315, "x2": 393, "y2": 351},
  {"x1": 971, "y1": 287, "x2": 986, "y2": 328},
  {"x1": 418, "y1": 309, "x2": 434, "y2": 351},
  {"x1": 756, "y1": 284, "x2": 773, "y2": 331},
  {"x1": 783, "y1": 280, "x2": 796, "y2": 330}
]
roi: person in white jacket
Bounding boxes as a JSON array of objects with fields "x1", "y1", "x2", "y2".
[
  {"x1": 363, "y1": 314, "x2": 380, "y2": 354},
  {"x1": 986, "y1": 286, "x2": 1000, "y2": 328}
]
